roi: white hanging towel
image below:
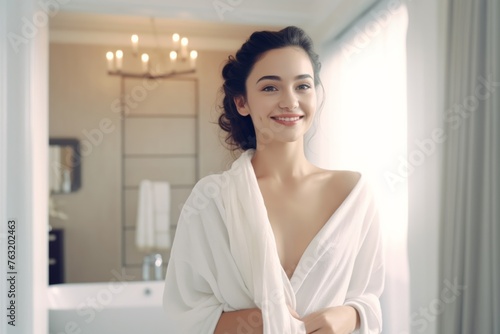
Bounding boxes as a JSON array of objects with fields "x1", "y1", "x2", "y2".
[
  {"x1": 152, "y1": 181, "x2": 171, "y2": 250},
  {"x1": 49, "y1": 146, "x2": 62, "y2": 193},
  {"x1": 136, "y1": 180, "x2": 171, "y2": 251}
]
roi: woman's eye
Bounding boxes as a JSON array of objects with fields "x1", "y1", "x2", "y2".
[
  {"x1": 262, "y1": 86, "x2": 277, "y2": 92},
  {"x1": 297, "y1": 84, "x2": 311, "y2": 90}
]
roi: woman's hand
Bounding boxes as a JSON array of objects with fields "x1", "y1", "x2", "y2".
[{"x1": 289, "y1": 305, "x2": 360, "y2": 334}]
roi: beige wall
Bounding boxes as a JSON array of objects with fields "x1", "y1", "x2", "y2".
[{"x1": 49, "y1": 43, "x2": 231, "y2": 283}]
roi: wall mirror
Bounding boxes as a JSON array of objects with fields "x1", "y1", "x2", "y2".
[
  {"x1": 47, "y1": 11, "x2": 275, "y2": 284},
  {"x1": 49, "y1": 138, "x2": 81, "y2": 193},
  {"x1": 47, "y1": 0, "x2": 371, "y2": 285}
]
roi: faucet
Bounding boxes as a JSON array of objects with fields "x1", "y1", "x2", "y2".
[{"x1": 142, "y1": 253, "x2": 163, "y2": 281}]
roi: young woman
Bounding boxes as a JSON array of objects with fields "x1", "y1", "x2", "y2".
[{"x1": 163, "y1": 26, "x2": 384, "y2": 334}]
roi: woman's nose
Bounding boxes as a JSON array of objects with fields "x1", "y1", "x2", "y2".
[{"x1": 278, "y1": 90, "x2": 299, "y2": 110}]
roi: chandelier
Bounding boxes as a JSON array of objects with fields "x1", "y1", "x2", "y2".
[{"x1": 105, "y1": 25, "x2": 198, "y2": 79}]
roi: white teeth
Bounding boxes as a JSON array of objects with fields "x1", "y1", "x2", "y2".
[{"x1": 274, "y1": 117, "x2": 300, "y2": 121}]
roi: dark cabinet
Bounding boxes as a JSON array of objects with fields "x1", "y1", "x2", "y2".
[{"x1": 49, "y1": 228, "x2": 64, "y2": 284}]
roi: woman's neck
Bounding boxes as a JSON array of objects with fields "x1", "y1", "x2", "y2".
[{"x1": 251, "y1": 140, "x2": 315, "y2": 181}]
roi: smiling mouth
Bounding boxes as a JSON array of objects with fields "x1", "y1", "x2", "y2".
[{"x1": 271, "y1": 116, "x2": 304, "y2": 122}]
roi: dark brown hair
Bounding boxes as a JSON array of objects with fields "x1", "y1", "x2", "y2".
[{"x1": 218, "y1": 26, "x2": 322, "y2": 151}]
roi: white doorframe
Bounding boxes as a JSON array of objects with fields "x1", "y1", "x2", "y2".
[
  {"x1": 1, "y1": 1, "x2": 49, "y2": 333},
  {"x1": 0, "y1": 0, "x2": 7, "y2": 328}
]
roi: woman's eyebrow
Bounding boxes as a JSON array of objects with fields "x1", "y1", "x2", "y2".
[{"x1": 255, "y1": 74, "x2": 313, "y2": 84}]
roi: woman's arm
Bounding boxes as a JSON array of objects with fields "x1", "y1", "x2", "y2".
[{"x1": 215, "y1": 308, "x2": 263, "y2": 334}]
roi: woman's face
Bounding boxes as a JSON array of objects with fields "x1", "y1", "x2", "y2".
[{"x1": 235, "y1": 46, "x2": 317, "y2": 147}]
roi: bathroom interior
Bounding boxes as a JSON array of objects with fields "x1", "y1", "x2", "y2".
[
  {"x1": 2, "y1": 0, "x2": 498, "y2": 333},
  {"x1": 45, "y1": 10, "x2": 271, "y2": 332}
]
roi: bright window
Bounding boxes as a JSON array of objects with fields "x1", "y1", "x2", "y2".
[{"x1": 307, "y1": 3, "x2": 410, "y2": 333}]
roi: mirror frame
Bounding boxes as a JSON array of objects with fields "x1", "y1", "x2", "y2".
[{"x1": 49, "y1": 137, "x2": 81, "y2": 193}]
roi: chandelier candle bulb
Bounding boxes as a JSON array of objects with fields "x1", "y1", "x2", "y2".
[
  {"x1": 131, "y1": 34, "x2": 139, "y2": 54},
  {"x1": 106, "y1": 51, "x2": 114, "y2": 71},
  {"x1": 169, "y1": 51, "x2": 177, "y2": 72},
  {"x1": 180, "y1": 37, "x2": 188, "y2": 59},
  {"x1": 172, "y1": 33, "x2": 180, "y2": 50},
  {"x1": 115, "y1": 50, "x2": 123, "y2": 71},
  {"x1": 190, "y1": 50, "x2": 198, "y2": 69},
  {"x1": 141, "y1": 53, "x2": 149, "y2": 73},
  {"x1": 170, "y1": 50, "x2": 177, "y2": 65}
]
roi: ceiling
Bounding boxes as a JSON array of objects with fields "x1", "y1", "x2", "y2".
[{"x1": 51, "y1": 0, "x2": 379, "y2": 49}]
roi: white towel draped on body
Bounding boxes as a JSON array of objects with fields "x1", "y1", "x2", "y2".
[{"x1": 163, "y1": 150, "x2": 384, "y2": 333}]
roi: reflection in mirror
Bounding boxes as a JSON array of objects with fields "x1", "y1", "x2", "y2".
[
  {"x1": 47, "y1": 12, "x2": 269, "y2": 284},
  {"x1": 49, "y1": 138, "x2": 81, "y2": 193}
]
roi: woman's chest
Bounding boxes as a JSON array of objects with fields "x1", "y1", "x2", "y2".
[{"x1": 261, "y1": 183, "x2": 347, "y2": 278}]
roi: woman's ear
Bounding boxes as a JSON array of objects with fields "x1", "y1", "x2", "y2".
[{"x1": 234, "y1": 96, "x2": 249, "y2": 116}]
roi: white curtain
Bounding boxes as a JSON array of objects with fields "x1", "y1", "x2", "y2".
[
  {"x1": 439, "y1": 0, "x2": 500, "y2": 333},
  {"x1": 306, "y1": 2, "x2": 410, "y2": 333}
]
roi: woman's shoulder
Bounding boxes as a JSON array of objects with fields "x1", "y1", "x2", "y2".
[
  {"x1": 305, "y1": 169, "x2": 363, "y2": 209},
  {"x1": 315, "y1": 168, "x2": 362, "y2": 192},
  {"x1": 187, "y1": 171, "x2": 235, "y2": 204},
  {"x1": 178, "y1": 173, "x2": 227, "y2": 223},
  {"x1": 330, "y1": 169, "x2": 362, "y2": 185}
]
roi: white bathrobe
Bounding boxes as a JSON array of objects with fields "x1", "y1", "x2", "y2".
[{"x1": 163, "y1": 150, "x2": 384, "y2": 333}]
